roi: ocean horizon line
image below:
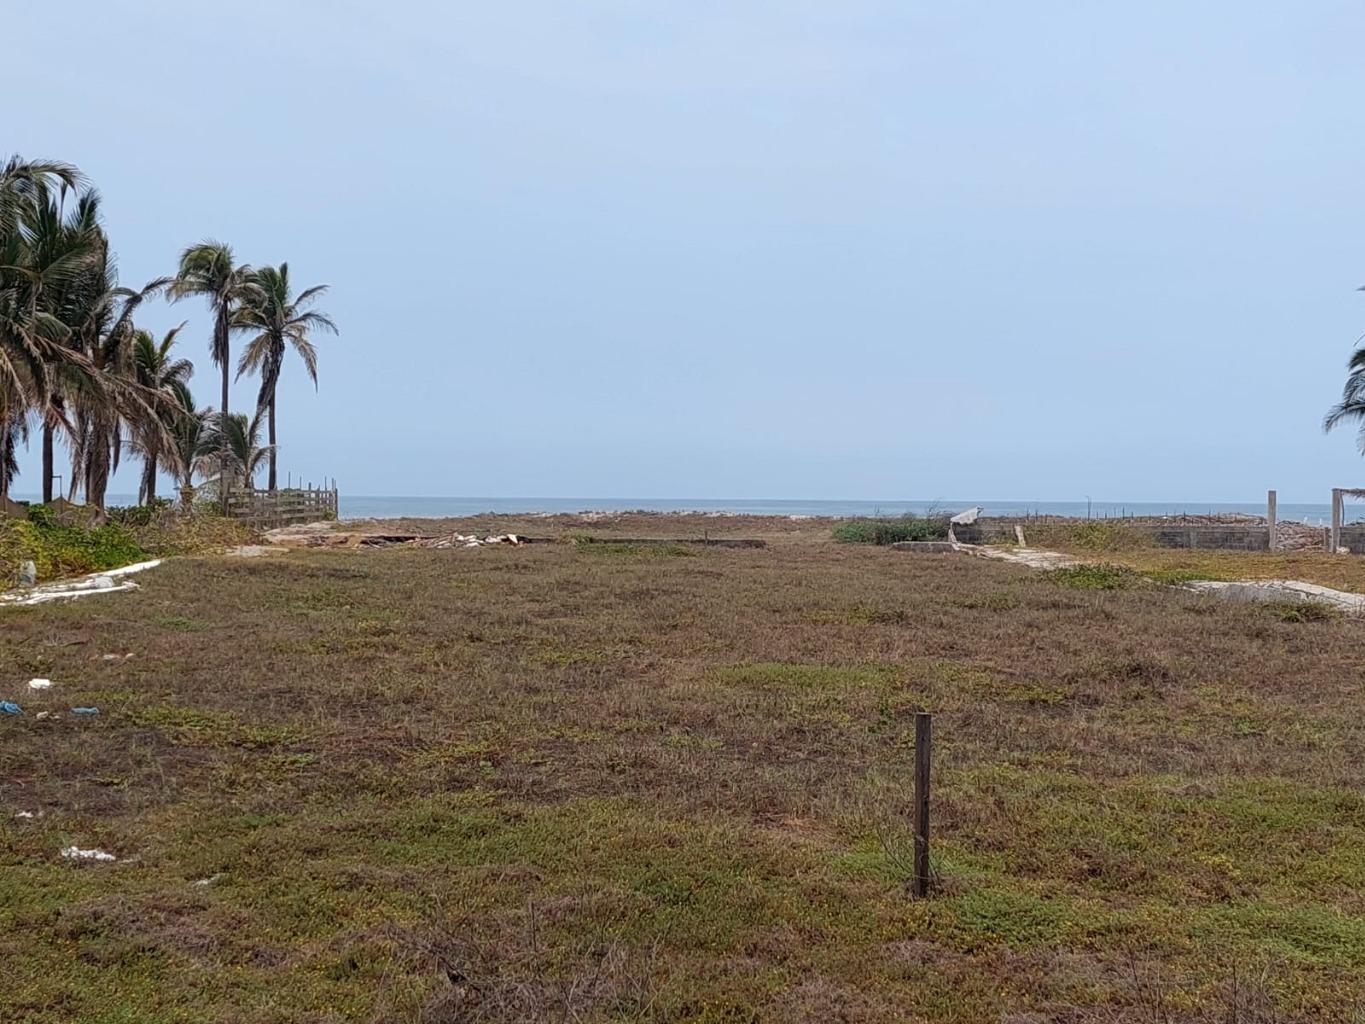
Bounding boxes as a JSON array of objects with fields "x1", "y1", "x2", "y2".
[
  {"x1": 333, "y1": 495, "x2": 1344, "y2": 524},
  {"x1": 5, "y1": 492, "x2": 1348, "y2": 525}
]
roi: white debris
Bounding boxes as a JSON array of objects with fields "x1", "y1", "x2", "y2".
[
  {"x1": 15, "y1": 811, "x2": 36, "y2": 819},
  {"x1": 61, "y1": 846, "x2": 117, "y2": 862},
  {"x1": 963, "y1": 544, "x2": 1080, "y2": 570},
  {"x1": 28, "y1": 678, "x2": 52, "y2": 691},
  {"x1": 100, "y1": 561, "x2": 162, "y2": 580},
  {"x1": 2, "y1": 560, "x2": 162, "y2": 608},
  {"x1": 1182, "y1": 579, "x2": 1365, "y2": 614},
  {"x1": 950, "y1": 506, "x2": 983, "y2": 525},
  {"x1": 421, "y1": 532, "x2": 525, "y2": 550},
  {"x1": 956, "y1": 540, "x2": 1365, "y2": 615},
  {"x1": 192, "y1": 873, "x2": 225, "y2": 887},
  {"x1": 226, "y1": 545, "x2": 283, "y2": 558}
]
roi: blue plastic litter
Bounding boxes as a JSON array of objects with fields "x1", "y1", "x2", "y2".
[
  {"x1": 71, "y1": 707, "x2": 100, "y2": 716},
  {"x1": 0, "y1": 701, "x2": 22, "y2": 715}
]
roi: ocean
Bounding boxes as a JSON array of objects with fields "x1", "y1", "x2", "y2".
[
  {"x1": 11, "y1": 493, "x2": 1342, "y2": 524},
  {"x1": 335, "y1": 496, "x2": 1340, "y2": 525}
]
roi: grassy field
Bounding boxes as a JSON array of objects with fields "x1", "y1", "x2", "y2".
[
  {"x1": 1026, "y1": 519, "x2": 1365, "y2": 594},
  {"x1": 4, "y1": 514, "x2": 1365, "y2": 1023}
]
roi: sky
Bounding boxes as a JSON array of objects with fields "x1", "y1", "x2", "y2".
[{"x1": 7, "y1": 1, "x2": 1365, "y2": 503}]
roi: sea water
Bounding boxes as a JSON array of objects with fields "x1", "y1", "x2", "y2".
[{"x1": 336, "y1": 496, "x2": 1338, "y2": 524}]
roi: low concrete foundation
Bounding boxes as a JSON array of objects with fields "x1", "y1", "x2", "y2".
[{"x1": 890, "y1": 541, "x2": 958, "y2": 554}]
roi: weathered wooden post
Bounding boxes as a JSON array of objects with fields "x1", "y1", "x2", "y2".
[
  {"x1": 1267, "y1": 490, "x2": 1277, "y2": 552},
  {"x1": 1332, "y1": 489, "x2": 1343, "y2": 553},
  {"x1": 912, "y1": 712, "x2": 933, "y2": 898}
]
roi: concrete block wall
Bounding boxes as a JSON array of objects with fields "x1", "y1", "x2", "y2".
[{"x1": 1145, "y1": 526, "x2": 1270, "y2": 551}]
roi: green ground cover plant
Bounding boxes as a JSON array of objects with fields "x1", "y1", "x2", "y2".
[
  {"x1": 832, "y1": 515, "x2": 950, "y2": 545},
  {"x1": 3, "y1": 513, "x2": 1364, "y2": 1021}
]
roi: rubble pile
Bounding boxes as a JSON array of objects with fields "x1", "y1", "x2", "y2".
[
  {"x1": 1274, "y1": 521, "x2": 1328, "y2": 551},
  {"x1": 417, "y1": 533, "x2": 524, "y2": 549}
]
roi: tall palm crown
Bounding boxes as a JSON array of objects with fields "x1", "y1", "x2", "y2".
[
  {"x1": 129, "y1": 325, "x2": 193, "y2": 503},
  {"x1": 0, "y1": 167, "x2": 104, "y2": 498},
  {"x1": 22, "y1": 185, "x2": 172, "y2": 508},
  {"x1": 169, "y1": 242, "x2": 255, "y2": 509},
  {"x1": 235, "y1": 263, "x2": 335, "y2": 490},
  {"x1": 0, "y1": 156, "x2": 81, "y2": 239},
  {"x1": 168, "y1": 382, "x2": 213, "y2": 507},
  {"x1": 1325, "y1": 343, "x2": 1365, "y2": 451},
  {"x1": 0, "y1": 165, "x2": 90, "y2": 420},
  {"x1": 202, "y1": 409, "x2": 273, "y2": 491}
]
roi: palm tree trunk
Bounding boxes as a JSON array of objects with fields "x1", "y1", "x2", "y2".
[
  {"x1": 142, "y1": 455, "x2": 157, "y2": 504},
  {"x1": 219, "y1": 310, "x2": 230, "y2": 516},
  {"x1": 88, "y1": 445, "x2": 109, "y2": 512},
  {"x1": 41, "y1": 421, "x2": 53, "y2": 503},
  {"x1": 268, "y1": 392, "x2": 278, "y2": 491},
  {"x1": 0, "y1": 422, "x2": 9, "y2": 500}
]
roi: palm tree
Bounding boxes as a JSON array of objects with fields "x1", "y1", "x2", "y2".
[
  {"x1": 63, "y1": 265, "x2": 171, "y2": 510},
  {"x1": 169, "y1": 242, "x2": 255, "y2": 512},
  {"x1": 0, "y1": 156, "x2": 81, "y2": 238},
  {"x1": 129, "y1": 325, "x2": 193, "y2": 503},
  {"x1": 0, "y1": 413, "x2": 27, "y2": 498},
  {"x1": 202, "y1": 408, "x2": 273, "y2": 492},
  {"x1": 0, "y1": 166, "x2": 101, "y2": 499},
  {"x1": 3, "y1": 179, "x2": 172, "y2": 509},
  {"x1": 168, "y1": 382, "x2": 213, "y2": 510},
  {"x1": 235, "y1": 263, "x2": 335, "y2": 491},
  {"x1": 1325, "y1": 341, "x2": 1365, "y2": 451},
  {"x1": 25, "y1": 186, "x2": 103, "y2": 502}
]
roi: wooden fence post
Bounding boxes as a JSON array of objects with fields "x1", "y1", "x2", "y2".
[
  {"x1": 912, "y1": 712, "x2": 933, "y2": 898},
  {"x1": 1267, "y1": 489, "x2": 1277, "y2": 552},
  {"x1": 1331, "y1": 489, "x2": 1343, "y2": 553}
]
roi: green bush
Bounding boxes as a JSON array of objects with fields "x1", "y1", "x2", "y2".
[
  {"x1": 106, "y1": 499, "x2": 174, "y2": 527},
  {"x1": 1029, "y1": 520, "x2": 1144, "y2": 552},
  {"x1": 1044, "y1": 563, "x2": 1146, "y2": 590},
  {"x1": 1267, "y1": 600, "x2": 1339, "y2": 624},
  {"x1": 832, "y1": 516, "x2": 950, "y2": 545},
  {"x1": 0, "y1": 512, "x2": 147, "y2": 587}
]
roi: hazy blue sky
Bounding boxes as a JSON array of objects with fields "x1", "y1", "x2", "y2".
[{"x1": 9, "y1": 2, "x2": 1365, "y2": 501}]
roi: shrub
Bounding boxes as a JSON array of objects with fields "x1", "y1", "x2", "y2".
[
  {"x1": 1029, "y1": 520, "x2": 1144, "y2": 552},
  {"x1": 106, "y1": 499, "x2": 175, "y2": 527},
  {"x1": 833, "y1": 516, "x2": 950, "y2": 545},
  {"x1": 1266, "y1": 600, "x2": 1339, "y2": 624},
  {"x1": 0, "y1": 516, "x2": 146, "y2": 586},
  {"x1": 1044, "y1": 563, "x2": 1147, "y2": 590}
]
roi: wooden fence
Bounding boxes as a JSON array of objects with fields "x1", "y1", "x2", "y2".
[{"x1": 225, "y1": 486, "x2": 339, "y2": 528}]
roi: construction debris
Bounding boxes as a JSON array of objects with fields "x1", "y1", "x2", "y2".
[
  {"x1": 1, "y1": 560, "x2": 162, "y2": 608},
  {"x1": 225, "y1": 545, "x2": 283, "y2": 558},
  {"x1": 61, "y1": 846, "x2": 117, "y2": 862},
  {"x1": 417, "y1": 533, "x2": 524, "y2": 549},
  {"x1": 1182, "y1": 579, "x2": 1365, "y2": 613}
]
